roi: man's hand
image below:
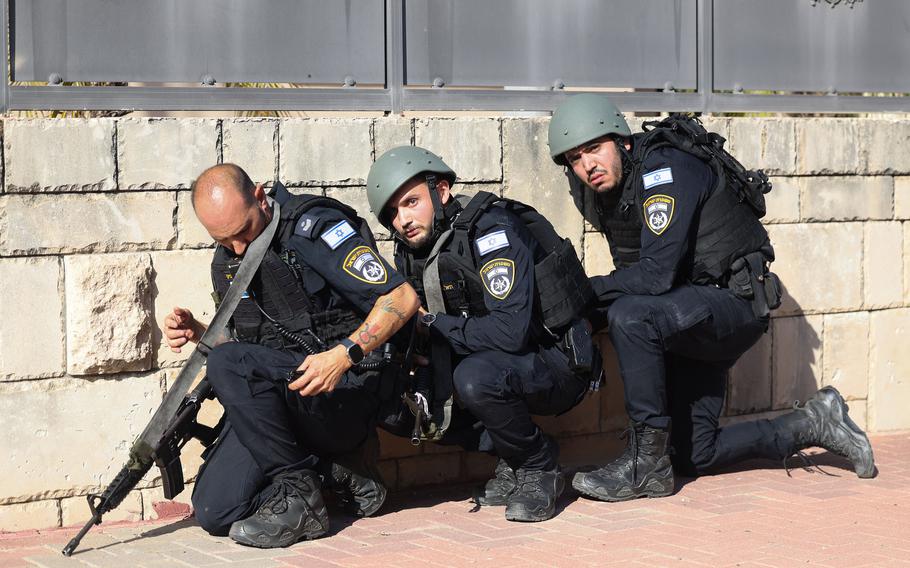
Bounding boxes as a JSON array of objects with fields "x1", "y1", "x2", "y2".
[
  {"x1": 163, "y1": 307, "x2": 204, "y2": 353},
  {"x1": 288, "y1": 345, "x2": 352, "y2": 397}
]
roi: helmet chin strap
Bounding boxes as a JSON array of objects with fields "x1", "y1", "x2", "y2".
[{"x1": 426, "y1": 173, "x2": 447, "y2": 235}]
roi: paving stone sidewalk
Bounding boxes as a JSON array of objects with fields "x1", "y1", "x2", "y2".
[{"x1": 3, "y1": 433, "x2": 909, "y2": 568}]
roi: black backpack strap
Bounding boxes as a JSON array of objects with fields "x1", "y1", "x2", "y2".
[{"x1": 453, "y1": 191, "x2": 499, "y2": 232}]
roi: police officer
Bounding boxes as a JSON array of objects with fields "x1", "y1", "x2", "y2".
[
  {"x1": 163, "y1": 164, "x2": 419, "y2": 547},
  {"x1": 365, "y1": 146, "x2": 589, "y2": 522},
  {"x1": 546, "y1": 94, "x2": 875, "y2": 502}
]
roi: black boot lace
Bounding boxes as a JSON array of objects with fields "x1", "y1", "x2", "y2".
[{"x1": 602, "y1": 425, "x2": 640, "y2": 483}]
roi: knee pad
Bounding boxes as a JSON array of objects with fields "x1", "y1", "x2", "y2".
[{"x1": 452, "y1": 355, "x2": 505, "y2": 409}]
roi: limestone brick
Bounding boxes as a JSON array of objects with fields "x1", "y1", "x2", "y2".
[
  {"x1": 863, "y1": 222, "x2": 903, "y2": 309},
  {"x1": 150, "y1": 250, "x2": 217, "y2": 368},
  {"x1": 374, "y1": 117, "x2": 413, "y2": 158},
  {"x1": 868, "y1": 308, "x2": 910, "y2": 431},
  {"x1": 822, "y1": 312, "x2": 869, "y2": 401},
  {"x1": 865, "y1": 119, "x2": 910, "y2": 175},
  {"x1": 905, "y1": 222, "x2": 910, "y2": 305},
  {"x1": 763, "y1": 177, "x2": 800, "y2": 224},
  {"x1": 597, "y1": 335, "x2": 629, "y2": 432},
  {"x1": 0, "y1": 500, "x2": 59, "y2": 531},
  {"x1": 397, "y1": 454, "x2": 462, "y2": 487},
  {"x1": 462, "y1": 452, "x2": 498, "y2": 483},
  {"x1": 895, "y1": 177, "x2": 910, "y2": 220},
  {"x1": 325, "y1": 186, "x2": 388, "y2": 240},
  {"x1": 797, "y1": 119, "x2": 863, "y2": 174},
  {"x1": 118, "y1": 118, "x2": 219, "y2": 189},
  {"x1": 0, "y1": 374, "x2": 164, "y2": 503},
  {"x1": 61, "y1": 491, "x2": 142, "y2": 526},
  {"x1": 729, "y1": 118, "x2": 797, "y2": 175},
  {"x1": 845, "y1": 399, "x2": 868, "y2": 432},
  {"x1": 536, "y1": 393, "x2": 600, "y2": 437},
  {"x1": 557, "y1": 433, "x2": 625, "y2": 468},
  {"x1": 0, "y1": 257, "x2": 65, "y2": 380},
  {"x1": 4, "y1": 119, "x2": 116, "y2": 192},
  {"x1": 176, "y1": 191, "x2": 213, "y2": 248},
  {"x1": 377, "y1": 461, "x2": 398, "y2": 491},
  {"x1": 766, "y1": 223, "x2": 863, "y2": 315},
  {"x1": 799, "y1": 176, "x2": 892, "y2": 222},
  {"x1": 415, "y1": 118, "x2": 502, "y2": 183},
  {"x1": 222, "y1": 118, "x2": 277, "y2": 183},
  {"x1": 584, "y1": 230, "x2": 616, "y2": 277},
  {"x1": 280, "y1": 119, "x2": 373, "y2": 186},
  {"x1": 728, "y1": 330, "x2": 772, "y2": 415},
  {"x1": 771, "y1": 315, "x2": 823, "y2": 410},
  {"x1": 503, "y1": 118, "x2": 584, "y2": 249},
  {"x1": 376, "y1": 240, "x2": 396, "y2": 267},
  {"x1": 378, "y1": 429, "x2": 422, "y2": 460},
  {"x1": 139, "y1": 485, "x2": 193, "y2": 521},
  {"x1": 0, "y1": 192, "x2": 176, "y2": 255},
  {"x1": 65, "y1": 253, "x2": 154, "y2": 375},
  {"x1": 700, "y1": 117, "x2": 731, "y2": 142}
]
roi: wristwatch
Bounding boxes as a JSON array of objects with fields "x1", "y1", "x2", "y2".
[
  {"x1": 420, "y1": 312, "x2": 437, "y2": 328},
  {"x1": 339, "y1": 338, "x2": 365, "y2": 365}
]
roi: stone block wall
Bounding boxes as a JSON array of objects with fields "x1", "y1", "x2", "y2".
[{"x1": 1, "y1": 115, "x2": 909, "y2": 530}]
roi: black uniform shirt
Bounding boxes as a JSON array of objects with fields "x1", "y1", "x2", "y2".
[
  {"x1": 591, "y1": 147, "x2": 716, "y2": 303},
  {"x1": 432, "y1": 205, "x2": 540, "y2": 355},
  {"x1": 286, "y1": 205, "x2": 405, "y2": 314}
]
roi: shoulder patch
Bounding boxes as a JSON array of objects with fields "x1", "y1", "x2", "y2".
[
  {"x1": 294, "y1": 214, "x2": 319, "y2": 238},
  {"x1": 643, "y1": 194, "x2": 675, "y2": 236},
  {"x1": 480, "y1": 258, "x2": 515, "y2": 300},
  {"x1": 320, "y1": 220, "x2": 356, "y2": 250},
  {"x1": 343, "y1": 246, "x2": 388, "y2": 284},
  {"x1": 642, "y1": 167, "x2": 674, "y2": 190},
  {"x1": 475, "y1": 230, "x2": 510, "y2": 256}
]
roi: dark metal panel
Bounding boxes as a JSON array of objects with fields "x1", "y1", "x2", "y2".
[
  {"x1": 1, "y1": 1, "x2": 9, "y2": 113},
  {"x1": 715, "y1": 0, "x2": 910, "y2": 94},
  {"x1": 6, "y1": 86, "x2": 393, "y2": 111},
  {"x1": 404, "y1": 0, "x2": 697, "y2": 90},
  {"x1": 13, "y1": 0, "x2": 385, "y2": 85}
]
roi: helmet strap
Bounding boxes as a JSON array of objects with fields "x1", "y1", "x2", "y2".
[{"x1": 426, "y1": 173, "x2": 447, "y2": 230}]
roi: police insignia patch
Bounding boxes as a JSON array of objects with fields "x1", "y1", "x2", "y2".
[
  {"x1": 480, "y1": 258, "x2": 515, "y2": 300},
  {"x1": 343, "y1": 246, "x2": 388, "y2": 284},
  {"x1": 643, "y1": 194, "x2": 675, "y2": 236},
  {"x1": 294, "y1": 214, "x2": 318, "y2": 238}
]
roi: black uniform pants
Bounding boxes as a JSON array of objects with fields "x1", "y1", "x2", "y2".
[
  {"x1": 606, "y1": 284, "x2": 792, "y2": 475},
  {"x1": 451, "y1": 345, "x2": 587, "y2": 471},
  {"x1": 191, "y1": 342, "x2": 380, "y2": 536}
]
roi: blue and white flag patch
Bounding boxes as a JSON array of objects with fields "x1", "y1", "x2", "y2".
[
  {"x1": 642, "y1": 167, "x2": 674, "y2": 190},
  {"x1": 320, "y1": 220, "x2": 356, "y2": 250},
  {"x1": 475, "y1": 230, "x2": 510, "y2": 256}
]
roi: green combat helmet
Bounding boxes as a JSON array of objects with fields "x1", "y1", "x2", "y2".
[
  {"x1": 547, "y1": 93, "x2": 631, "y2": 166},
  {"x1": 366, "y1": 146, "x2": 456, "y2": 223}
]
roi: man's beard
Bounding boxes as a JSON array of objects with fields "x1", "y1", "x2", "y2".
[{"x1": 400, "y1": 226, "x2": 432, "y2": 250}]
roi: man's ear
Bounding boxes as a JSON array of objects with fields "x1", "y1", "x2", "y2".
[
  {"x1": 254, "y1": 183, "x2": 269, "y2": 211},
  {"x1": 436, "y1": 178, "x2": 451, "y2": 205}
]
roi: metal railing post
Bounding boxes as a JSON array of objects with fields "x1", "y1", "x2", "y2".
[
  {"x1": 697, "y1": 0, "x2": 714, "y2": 113},
  {"x1": 386, "y1": 0, "x2": 404, "y2": 115}
]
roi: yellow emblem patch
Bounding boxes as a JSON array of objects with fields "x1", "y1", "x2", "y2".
[
  {"x1": 643, "y1": 194, "x2": 675, "y2": 236},
  {"x1": 343, "y1": 246, "x2": 388, "y2": 284},
  {"x1": 480, "y1": 258, "x2": 515, "y2": 300}
]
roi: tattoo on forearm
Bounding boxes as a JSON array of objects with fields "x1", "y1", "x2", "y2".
[
  {"x1": 381, "y1": 298, "x2": 407, "y2": 322},
  {"x1": 356, "y1": 322, "x2": 380, "y2": 347}
]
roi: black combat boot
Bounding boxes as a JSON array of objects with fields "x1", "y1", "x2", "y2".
[
  {"x1": 573, "y1": 422, "x2": 674, "y2": 502},
  {"x1": 330, "y1": 433, "x2": 388, "y2": 518},
  {"x1": 229, "y1": 469, "x2": 329, "y2": 548},
  {"x1": 474, "y1": 458, "x2": 517, "y2": 506},
  {"x1": 505, "y1": 437, "x2": 564, "y2": 522},
  {"x1": 774, "y1": 386, "x2": 875, "y2": 478}
]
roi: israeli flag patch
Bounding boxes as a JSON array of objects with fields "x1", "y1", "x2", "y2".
[
  {"x1": 642, "y1": 167, "x2": 674, "y2": 190},
  {"x1": 320, "y1": 220, "x2": 356, "y2": 250},
  {"x1": 475, "y1": 230, "x2": 510, "y2": 256}
]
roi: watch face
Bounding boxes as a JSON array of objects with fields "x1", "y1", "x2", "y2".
[
  {"x1": 421, "y1": 313, "x2": 436, "y2": 326},
  {"x1": 342, "y1": 339, "x2": 364, "y2": 364}
]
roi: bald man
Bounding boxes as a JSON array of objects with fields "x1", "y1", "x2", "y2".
[{"x1": 164, "y1": 164, "x2": 419, "y2": 548}]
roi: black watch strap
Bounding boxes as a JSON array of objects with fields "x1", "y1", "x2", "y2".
[{"x1": 340, "y1": 338, "x2": 364, "y2": 365}]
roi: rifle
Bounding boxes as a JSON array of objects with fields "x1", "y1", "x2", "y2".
[
  {"x1": 62, "y1": 379, "x2": 217, "y2": 556},
  {"x1": 61, "y1": 198, "x2": 282, "y2": 556}
]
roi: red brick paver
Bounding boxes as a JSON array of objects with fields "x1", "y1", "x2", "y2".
[{"x1": 3, "y1": 433, "x2": 909, "y2": 568}]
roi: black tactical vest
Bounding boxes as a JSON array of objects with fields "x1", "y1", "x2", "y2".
[
  {"x1": 210, "y1": 192, "x2": 367, "y2": 350},
  {"x1": 594, "y1": 132, "x2": 772, "y2": 285}
]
